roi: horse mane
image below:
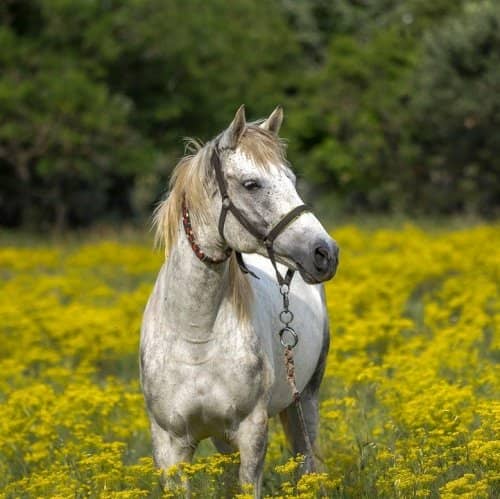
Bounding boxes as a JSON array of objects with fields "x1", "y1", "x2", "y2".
[{"x1": 153, "y1": 124, "x2": 287, "y2": 322}]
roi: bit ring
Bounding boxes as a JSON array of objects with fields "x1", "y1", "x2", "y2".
[{"x1": 279, "y1": 326, "x2": 298, "y2": 348}]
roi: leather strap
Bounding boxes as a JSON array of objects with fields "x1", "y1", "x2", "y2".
[
  {"x1": 264, "y1": 204, "x2": 310, "y2": 246},
  {"x1": 182, "y1": 196, "x2": 232, "y2": 264},
  {"x1": 235, "y1": 251, "x2": 260, "y2": 279}
]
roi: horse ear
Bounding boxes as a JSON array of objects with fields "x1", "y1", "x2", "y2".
[
  {"x1": 260, "y1": 105, "x2": 283, "y2": 135},
  {"x1": 220, "y1": 105, "x2": 246, "y2": 149}
]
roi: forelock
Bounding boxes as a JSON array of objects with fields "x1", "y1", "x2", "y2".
[{"x1": 237, "y1": 125, "x2": 288, "y2": 169}]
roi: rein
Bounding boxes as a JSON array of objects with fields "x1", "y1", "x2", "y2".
[{"x1": 181, "y1": 143, "x2": 318, "y2": 473}]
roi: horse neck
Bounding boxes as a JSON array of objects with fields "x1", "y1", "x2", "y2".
[{"x1": 162, "y1": 222, "x2": 229, "y2": 340}]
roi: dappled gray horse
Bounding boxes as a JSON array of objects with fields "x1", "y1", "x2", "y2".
[{"x1": 140, "y1": 105, "x2": 338, "y2": 497}]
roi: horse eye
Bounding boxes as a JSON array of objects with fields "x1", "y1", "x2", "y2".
[{"x1": 242, "y1": 180, "x2": 261, "y2": 191}]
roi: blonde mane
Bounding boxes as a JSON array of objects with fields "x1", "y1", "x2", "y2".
[{"x1": 153, "y1": 125, "x2": 287, "y2": 322}]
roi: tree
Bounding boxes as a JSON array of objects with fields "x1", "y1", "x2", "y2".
[
  {"x1": 409, "y1": 1, "x2": 500, "y2": 214},
  {"x1": 286, "y1": 26, "x2": 416, "y2": 211},
  {"x1": 0, "y1": 24, "x2": 152, "y2": 229}
]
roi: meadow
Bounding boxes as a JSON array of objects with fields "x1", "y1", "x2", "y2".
[{"x1": 0, "y1": 224, "x2": 498, "y2": 498}]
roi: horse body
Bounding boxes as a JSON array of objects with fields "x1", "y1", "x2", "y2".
[
  {"x1": 141, "y1": 246, "x2": 327, "y2": 440},
  {"x1": 140, "y1": 106, "x2": 337, "y2": 497}
]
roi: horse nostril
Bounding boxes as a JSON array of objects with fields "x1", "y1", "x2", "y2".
[{"x1": 313, "y1": 245, "x2": 331, "y2": 272}]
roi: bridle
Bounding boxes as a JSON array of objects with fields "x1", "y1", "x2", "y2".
[{"x1": 185, "y1": 142, "x2": 310, "y2": 288}]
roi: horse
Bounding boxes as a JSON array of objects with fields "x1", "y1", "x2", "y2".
[{"x1": 140, "y1": 105, "x2": 339, "y2": 497}]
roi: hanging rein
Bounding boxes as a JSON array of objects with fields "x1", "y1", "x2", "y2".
[{"x1": 181, "y1": 143, "x2": 318, "y2": 471}]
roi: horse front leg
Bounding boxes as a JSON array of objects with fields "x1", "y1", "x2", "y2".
[
  {"x1": 234, "y1": 402, "x2": 268, "y2": 498},
  {"x1": 150, "y1": 417, "x2": 196, "y2": 493}
]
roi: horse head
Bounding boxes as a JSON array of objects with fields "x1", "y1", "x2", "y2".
[{"x1": 210, "y1": 105, "x2": 339, "y2": 284}]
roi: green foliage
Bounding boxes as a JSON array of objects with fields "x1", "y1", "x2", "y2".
[
  {"x1": 0, "y1": 0, "x2": 301, "y2": 228},
  {"x1": 35, "y1": 0, "x2": 299, "y2": 142},
  {"x1": 408, "y1": 1, "x2": 500, "y2": 213},
  {"x1": 287, "y1": 27, "x2": 417, "y2": 211},
  {"x1": 0, "y1": 0, "x2": 498, "y2": 228},
  {"x1": 0, "y1": 3, "x2": 154, "y2": 229},
  {"x1": 286, "y1": 0, "x2": 499, "y2": 215}
]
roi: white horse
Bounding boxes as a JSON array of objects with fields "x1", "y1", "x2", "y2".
[{"x1": 140, "y1": 105, "x2": 338, "y2": 497}]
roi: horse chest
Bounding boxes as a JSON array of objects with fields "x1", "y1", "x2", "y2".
[{"x1": 147, "y1": 335, "x2": 269, "y2": 439}]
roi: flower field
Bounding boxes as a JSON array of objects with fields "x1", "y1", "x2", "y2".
[{"x1": 0, "y1": 224, "x2": 499, "y2": 498}]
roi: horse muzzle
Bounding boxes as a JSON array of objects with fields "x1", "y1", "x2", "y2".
[{"x1": 294, "y1": 237, "x2": 339, "y2": 284}]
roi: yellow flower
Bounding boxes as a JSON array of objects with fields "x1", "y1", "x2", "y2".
[{"x1": 1, "y1": 225, "x2": 498, "y2": 497}]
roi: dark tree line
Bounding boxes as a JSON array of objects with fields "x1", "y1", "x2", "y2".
[{"x1": 0, "y1": 0, "x2": 498, "y2": 230}]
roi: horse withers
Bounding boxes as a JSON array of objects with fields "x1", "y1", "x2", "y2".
[{"x1": 140, "y1": 105, "x2": 338, "y2": 497}]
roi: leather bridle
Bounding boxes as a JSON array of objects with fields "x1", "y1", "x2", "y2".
[{"x1": 183, "y1": 142, "x2": 310, "y2": 288}]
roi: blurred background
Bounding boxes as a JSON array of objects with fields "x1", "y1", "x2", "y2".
[{"x1": 1, "y1": 0, "x2": 499, "y2": 232}]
